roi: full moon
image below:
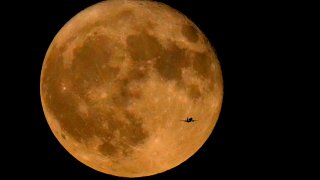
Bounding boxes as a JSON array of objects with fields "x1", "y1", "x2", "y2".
[{"x1": 40, "y1": 0, "x2": 223, "y2": 177}]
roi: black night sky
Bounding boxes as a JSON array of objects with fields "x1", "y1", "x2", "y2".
[{"x1": 3, "y1": 0, "x2": 313, "y2": 179}]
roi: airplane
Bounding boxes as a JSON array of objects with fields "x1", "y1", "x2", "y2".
[{"x1": 181, "y1": 117, "x2": 197, "y2": 123}]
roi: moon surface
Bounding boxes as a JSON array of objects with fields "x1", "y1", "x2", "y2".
[{"x1": 40, "y1": 0, "x2": 223, "y2": 177}]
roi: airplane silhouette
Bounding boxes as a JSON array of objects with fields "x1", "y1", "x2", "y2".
[{"x1": 181, "y1": 117, "x2": 197, "y2": 123}]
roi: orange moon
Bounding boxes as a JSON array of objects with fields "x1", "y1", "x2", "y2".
[{"x1": 40, "y1": 0, "x2": 223, "y2": 177}]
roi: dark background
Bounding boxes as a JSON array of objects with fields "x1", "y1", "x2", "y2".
[{"x1": 4, "y1": 0, "x2": 314, "y2": 179}]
